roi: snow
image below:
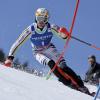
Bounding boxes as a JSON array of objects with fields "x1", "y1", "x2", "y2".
[{"x1": 0, "y1": 64, "x2": 99, "y2": 100}]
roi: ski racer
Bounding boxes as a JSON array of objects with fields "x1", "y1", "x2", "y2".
[{"x1": 4, "y1": 8, "x2": 93, "y2": 95}]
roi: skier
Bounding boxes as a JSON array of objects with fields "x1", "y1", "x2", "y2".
[
  {"x1": 84, "y1": 55, "x2": 100, "y2": 85},
  {"x1": 4, "y1": 8, "x2": 93, "y2": 95}
]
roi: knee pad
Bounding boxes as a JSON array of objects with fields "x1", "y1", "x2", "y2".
[{"x1": 48, "y1": 60, "x2": 55, "y2": 69}]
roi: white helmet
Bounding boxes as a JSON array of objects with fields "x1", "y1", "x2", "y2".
[{"x1": 35, "y1": 8, "x2": 49, "y2": 23}]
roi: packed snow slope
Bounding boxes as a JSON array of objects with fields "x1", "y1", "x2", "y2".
[{"x1": 0, "y1": 64, "x2": 99, "y2": 100}]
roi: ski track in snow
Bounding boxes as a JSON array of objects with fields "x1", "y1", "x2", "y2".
[{"x1": 0, "y1": 64, "x2": 99, "y2": 100}]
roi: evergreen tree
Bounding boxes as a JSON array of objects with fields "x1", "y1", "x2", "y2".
[
  {"x1": 22, "y1": 61, "x2": 28, "y2": 70},
  {"x1": 0, "y1": 49, "x2": 5, "y2": 62},
  {"x1": 13, "y1": 58, "x2": 21, "y2": 69}
]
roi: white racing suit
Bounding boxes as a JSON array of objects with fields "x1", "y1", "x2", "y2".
[
  {"x1": 8, "y1": 22, "x2": 85, "y2": 90},
  {"x1": 9, "y1": 23, "x2": 65, "y2": 67}
]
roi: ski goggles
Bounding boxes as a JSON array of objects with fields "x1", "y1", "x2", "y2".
[{"x1": 36, "y1": 16, "x2": 48, "y2": 23}]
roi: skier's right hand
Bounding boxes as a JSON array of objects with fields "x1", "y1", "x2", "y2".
[{"x1": 4, "y1": 55, "x2": 14, "y2": 67}]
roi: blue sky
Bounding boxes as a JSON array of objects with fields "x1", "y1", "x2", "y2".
[{"x1": 0, "y1": 0, "x2": 100, "y2": 78}]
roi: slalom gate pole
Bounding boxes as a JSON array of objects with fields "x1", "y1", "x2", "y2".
[
  {"x1": 94, "y1": 84, "x2": 100, "y2": 100},
  {"x1": 46, "y1": 0, "x2": 80, "y2": 80}
]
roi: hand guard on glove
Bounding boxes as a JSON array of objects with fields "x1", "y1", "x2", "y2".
[{"x1": 58, "y1": 27, "x2": 70, "y2": 39}]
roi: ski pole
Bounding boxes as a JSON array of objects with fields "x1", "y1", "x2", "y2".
[
  {"x1": 71, "y1": 36, "x2": 100, "y2": 50},
  {"x1": 94, "y1": 84, "x2": 100, "y2": 100}
]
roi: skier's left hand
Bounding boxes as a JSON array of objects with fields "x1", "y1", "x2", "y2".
[{"x1": 58, "y1": 27, "x2": 70, "y2": 39}]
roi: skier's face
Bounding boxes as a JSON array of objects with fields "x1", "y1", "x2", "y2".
[
  {"x1": 37, "y1": 21, "x2": 46, "y2": 29},
  {"x1": 88, "y1": 58, "x2": 95, "y2": 65},
  {"x1": 36, "y1": 16, "x2": 48, "y2": 29}
]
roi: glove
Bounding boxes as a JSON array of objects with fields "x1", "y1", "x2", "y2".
[
  {"x1": 4, "y1": 55, "x2": 14, "y2": 67},
  {"x1": 58, "y1": 27, "x2": 70, "y2": 39}
]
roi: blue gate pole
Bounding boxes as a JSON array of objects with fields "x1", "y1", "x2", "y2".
[{"x1": 94, "y1": 80, "x2": 100, "y2": 100}]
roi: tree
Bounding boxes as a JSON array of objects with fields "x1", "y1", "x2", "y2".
[
  {"x1": 13, "y1": 58, "x2": 21, "y2": 69},
  {"x1": 22, "y1": 61, "x2": 29, "y2": 70},
  {"x1": 0, "y1": 49, "x2": 5, "y2": 62}
]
